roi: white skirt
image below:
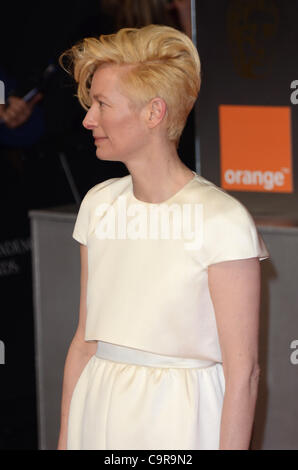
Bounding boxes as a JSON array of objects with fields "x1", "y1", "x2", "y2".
[{"x1": 66, "y1": 341, "x2": 225, "y2": 450}]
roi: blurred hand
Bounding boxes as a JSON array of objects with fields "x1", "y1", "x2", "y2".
[
  {"x1": 1, "y1": 92, "x2": 43, "y2": 129},
  {"x1": 0, "y1": 104, "x2": 5, "y2": 119}
]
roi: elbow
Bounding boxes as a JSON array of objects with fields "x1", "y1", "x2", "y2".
[
  {"x1": 224, "y1": 363, "x2": 261, "y2": 389},
  {"x1": 251, "y1": 364, "x2": 261, "y2": 379},
  {"x1": 249, "y1": 364, "x2": 261, "y2": 387}
]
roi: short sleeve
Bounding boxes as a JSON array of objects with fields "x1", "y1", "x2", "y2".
[
  {"x1": 202, "y1": 198, "x2": 270, "y2": 268},
  {"x1": 72, "y1": 192, "x2": 90, "y2": 245},
  {"x1": 72, "y1": 177, "x2": 121, "y2": 245}
]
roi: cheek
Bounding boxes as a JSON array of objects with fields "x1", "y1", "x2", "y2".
[
  {"x1": 126, "y1": 108, "x2": 145, "y2": 132},
  {"x1": 112, "y1": 114, "x2": 142, "y2": 140}
]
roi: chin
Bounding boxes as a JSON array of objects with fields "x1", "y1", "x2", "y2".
[{"x1": 95, "y1": 149, "x2": 118, "y2": 162}]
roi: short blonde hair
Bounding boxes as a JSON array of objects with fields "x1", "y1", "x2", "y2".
[{"x1": 59, "y1": 24, "x2": 201, "y2": 146}]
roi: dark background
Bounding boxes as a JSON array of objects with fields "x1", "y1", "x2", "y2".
[
  {"x1": 196, "y1": 0, "x2": 298, "y2": 217},
  {"x1": 0, "y1": 0, "x2": 195, "y2": 449}
]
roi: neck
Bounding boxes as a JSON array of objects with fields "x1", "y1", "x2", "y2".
[{"x1": 125, "y1": 142, "x2": 194, "y2": 204}]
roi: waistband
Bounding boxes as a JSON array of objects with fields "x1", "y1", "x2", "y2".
[{"x1": 95, "y1": 340, "x2": 216, "y2": 369}]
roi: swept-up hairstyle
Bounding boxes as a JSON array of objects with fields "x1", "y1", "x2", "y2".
[{"x1": 59, "y1": 24, "x2": 201, "y2": 146}]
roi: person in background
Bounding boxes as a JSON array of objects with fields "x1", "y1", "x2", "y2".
[{"x1": 0, "y1": 94, "x2": 43, "y2": 129}]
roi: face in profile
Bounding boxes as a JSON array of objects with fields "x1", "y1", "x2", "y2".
[{"x1": 82, "y1": 64, "x2": 150, "y2": 163}]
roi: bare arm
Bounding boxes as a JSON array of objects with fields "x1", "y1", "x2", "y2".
[
  {"x1": 57, "y1": 244, "x2": 97, "y2": 450},
  {"x1": 208, "y1": 257, "x2": 261, "y2": 450}
]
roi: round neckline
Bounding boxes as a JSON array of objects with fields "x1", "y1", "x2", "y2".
[{"x1": 130, "y1": 170, "x2": 198, "y2": 206}]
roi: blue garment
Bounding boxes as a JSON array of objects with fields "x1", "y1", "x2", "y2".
[{"x1": 0, "y1": 66, "x2": 45, "y2": 148}]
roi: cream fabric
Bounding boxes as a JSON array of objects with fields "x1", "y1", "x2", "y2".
[
  {"x1": 72, "y1": 171, "x2": 270, "y2": 361},
  {"x1": 67, "y1": 341, "x2": 226, "y2": 450},
  {"x1": 68, "y1": 171, "x2": 270, "y2": 450}
]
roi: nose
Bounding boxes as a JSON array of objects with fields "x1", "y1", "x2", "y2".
[{"x1": 82, "y1": 106, "x2": 99, "y2": 130}]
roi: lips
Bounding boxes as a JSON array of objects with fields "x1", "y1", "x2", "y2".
[{"x1": 94, "y1": 137, "x2": 108, "y2": 145}]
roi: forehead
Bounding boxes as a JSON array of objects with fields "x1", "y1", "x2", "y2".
[{"x1": 90, "y1": 64, "x2": 131, "y2": 98}]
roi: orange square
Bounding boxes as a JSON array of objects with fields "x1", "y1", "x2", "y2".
[{"x1": 218, "y1": 105, "x2": 293, "y2": 192}]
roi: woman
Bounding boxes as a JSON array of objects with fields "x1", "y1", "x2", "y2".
[{"x1": 57, "y1": 24, "x2": 270, "y2": 450}]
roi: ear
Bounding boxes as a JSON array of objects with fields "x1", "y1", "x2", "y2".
[{"x1": 146, "y1": 97, "x2": 167, "y2": 129}]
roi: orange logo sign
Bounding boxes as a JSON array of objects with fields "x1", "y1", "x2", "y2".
[{"x1": 219, "y1": 105, "x2": 293, "y2": 192}]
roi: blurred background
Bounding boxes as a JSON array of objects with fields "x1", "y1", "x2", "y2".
[
  {"x1": 0, "y1": 0, "x2": 196, "y2": 450},
  {"x1": 0, "y1": 0, "x2": 297, "y2": 450}
]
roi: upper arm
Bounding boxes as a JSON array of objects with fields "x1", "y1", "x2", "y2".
[
  {"x1": 208, "y1": 257, "x2": 261, "y2": 382},
  {"x1": 72, "y1": 244, "x2": 97, "y2": 355}
]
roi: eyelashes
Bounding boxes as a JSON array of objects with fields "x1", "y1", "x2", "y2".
[{"x1": 86, "y1": 100, "x2": 106, "y2": 111}]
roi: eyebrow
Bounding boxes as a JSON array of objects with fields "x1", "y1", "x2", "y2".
[{"x1": 91, "y1": 93, "x2": 109, "y2": 101}]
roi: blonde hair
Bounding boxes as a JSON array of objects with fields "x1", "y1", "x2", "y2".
[{"x1": 59, "y1": 24, "x2": 201, "y2": 146}]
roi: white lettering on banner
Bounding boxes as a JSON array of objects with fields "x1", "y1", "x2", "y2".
[
  {"x1": 224, "y1": 168, "x2": 289, "y2": 190},
  {"x1": 94, "y1": 197, "x2": 204, "y2": 251},
  {"x1": 0, "y1": 340, "x2": 5, "y2": 365},
  {"x1": 0, "y1": 80, "x2": 4, "y2": 104},
  {"x1": 0, "y1": 259, "x2": 20, "y2": 277},
  {"x1": 0, "y1": 237, "x2": 31, "y2": 258}
]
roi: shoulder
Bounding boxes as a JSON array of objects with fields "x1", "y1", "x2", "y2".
[
  {"x1": 72, "y1": 175, "x2": 131, "y2": 245},
  {"x1": 192, "y1": 174, "x2": 254, "y2": 226},
  {"x1": 81, "y1": 174, "x2": 131, "y2": 207},
  {"x1": 190, "y1": 176, "x2": 269, "y2": 267}
]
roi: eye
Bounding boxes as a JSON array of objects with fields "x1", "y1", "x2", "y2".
[{"x1": 98, "y1": 100, "x2": 105, "y2": 108}]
